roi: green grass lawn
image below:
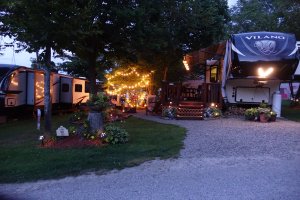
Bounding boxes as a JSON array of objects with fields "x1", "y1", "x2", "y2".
[
  {"x1": 281, "y1": 100, "x2": 300, "y2": 122},
  {"x1": 0, "y1": 115, "x2": 186, "y2": 183}
]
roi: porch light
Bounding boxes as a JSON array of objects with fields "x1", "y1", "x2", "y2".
[
  {"x1": 257, "y1": 67, "x2": 274, "y2": 78},
  {"x1": 183, "y1": 59, "x2": 190, "y2": 71}
]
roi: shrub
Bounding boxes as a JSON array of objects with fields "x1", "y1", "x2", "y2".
[
  {"x1": 162, "y1": 106, "x2": 177, "y2": 119},
  {"x1": 103, "y1": 124, "x2": 129, "y2": 144},
  {"x1": 244, "y1": 108, "x2": 258, "y2": 121},
  {"x1": 204, "y1": 106, "x2": 222, "y2": 118},
  {"x1": 244, "y1": 106, "x2": 277, "y2": 122},
  {"x1": 69, "y1": 111, "x2": 87, "y2": 123},
  {"x1": 68, "y1": 120, "x2": 97, "y2": 140},
  {"x1": 86, "y1": 92, "x2": 111, "y2": 112},
  {"x1": 68, "y1": 125, "x2": 77, "y2": 135}
]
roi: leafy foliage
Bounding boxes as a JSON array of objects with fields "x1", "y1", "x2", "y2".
[
  {"x1": 244, "y1": 106, "x2": 277, "y2": 122},
  {"x1": 204, "y1": 106, "x2": 222, "y2": 118},
  {"x1": 244, "y1": 108, "x2": 259, "y2": 120},
  {"x1": 162, "y1": 106, "x2": 177, "y2": 119},
  {"x1": 57, "y1": 0, "x2": 230, "y2": 87},
  {"x1": 129, "y1": 0, "x2": 229, "y2": 82},
  {"x1": 86, "y1": 92, "x2": 111, "y2": 111},
  {"x1": 1, "y1": 0, "x2": 230, "y2": 94},
  {"x1": 103, "y1": 124, "x2": 129, "y2": 145},
  {"x1": 229, "y1": 0, "x2": 300, "y2": 39},
  {"x1": 0, "y1": 0, "x2": 82, "y2": 135}
]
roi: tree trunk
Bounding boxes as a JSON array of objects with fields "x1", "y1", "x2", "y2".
[
  {"x1": 163, "y1": 66, "x2": 168, "y2": 81},
  {"x1": 87, "y1": 112, "x2": 104, "y2": 132},
  {"x1": 289, "y1": 82, "x2": 295, "y2": 99},
  {"x1": 87, "y1": 56, "x2": 97, "y2": 95},
  {"x1": 86, "y1": 54, "x2": 103, "y2": 131},
  {"x1": 296, "y1": 84, "x2": 300, "y2": 99},
  {"x1": 44, "y1": 46, "x2": 52, "y2": 136}
]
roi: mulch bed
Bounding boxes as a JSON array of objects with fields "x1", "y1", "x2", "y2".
[{"x1": 40, "y1": 135, "x2": 106, "y2": 149}]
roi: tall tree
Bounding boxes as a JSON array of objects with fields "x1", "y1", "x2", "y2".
[
  {"x1": 229, "y1": 0, "x2": 300, "y2": 39},
  {"x1": 62, "y1": 0, "x2": 136, "y2": 95},
  {"x1": 58, "y1": 0, "x2": 229, "y2": 89},
  {"x1": 0, "y1": 0, "x2": 78, "y2": 136},
  {"x1": 128, "y1": 0, "x2": 229, "y2": 83}
]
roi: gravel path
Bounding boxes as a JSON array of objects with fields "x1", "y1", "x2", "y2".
[{"x1": 1, "y1": 113, "x2": 300, "y2": 200}]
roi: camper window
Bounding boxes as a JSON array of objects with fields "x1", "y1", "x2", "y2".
[
  {"x1": 75, "y1": 84, "x2": 82, "y2": 92},
  {"x1": 210, "y1": 66, "x2": 218, "y2": 82},
  {"x1": 62, "y1": 83, "x2": 69, "y2": 92}
]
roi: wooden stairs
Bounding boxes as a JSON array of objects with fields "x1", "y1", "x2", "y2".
[{"x1": 176, "y1": 101, "x2": 204, "y2": 120}]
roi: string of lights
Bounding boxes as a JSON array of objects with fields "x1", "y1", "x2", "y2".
[{"x1": 105, "y1": 68, "x2": 154, "y2": 108}]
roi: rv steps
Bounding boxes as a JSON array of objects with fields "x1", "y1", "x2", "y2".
[{"x1": 176, "y1": 101, "x2": 204, "y2": 120}]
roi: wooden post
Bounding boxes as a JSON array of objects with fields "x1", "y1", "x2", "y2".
[
  {"x1": 175, "y1": 82, "x2": 182, "y2": 106},
  {"x1": 161, "y1": 81, "x2": 168, "y2": 106},
  {"x1": 202, "y1": 83, "x2": 207, "y2": 105}
]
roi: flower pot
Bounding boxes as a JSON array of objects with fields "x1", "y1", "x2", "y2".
[{"x1": 259, "y1": 113, "x2": 269, "y2": 123}]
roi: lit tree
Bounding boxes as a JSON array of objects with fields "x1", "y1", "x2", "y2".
[{"x1": 105, "y1": 66, "x2": 154, "y2": 108}]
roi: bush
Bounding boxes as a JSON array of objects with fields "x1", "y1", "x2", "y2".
[
  {"x1": 69, "y1": 111, "x2": 87, "y2": 123},
  {"x1": 162, "y1": 106, "x2": 177, "y2": 119},
  {"x1": 244, "y1": 108, "x2": 258, "y2": 121},
  {"x1": 103, "y1": 124, "x2": 129, "y2": 144},
  {"x1": 68, "y1": 120, "x2": 97, "y2": 140},
  {"x1": 244, "y1": 106, "x2": 277, "y2": 122},
  {"x1": 204, "y1": 106, "x2": 222, "y2": 118},
  {"x1": 86, "y1": 92, "x2": 111, "y2": 111}
]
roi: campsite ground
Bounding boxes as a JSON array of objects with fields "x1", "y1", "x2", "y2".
[{"x1": 1, "y1": 111, "x2": 300, "y2": 200}]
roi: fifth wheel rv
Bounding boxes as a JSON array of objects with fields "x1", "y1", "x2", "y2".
[
  {"x1": 183, "y1": 31, "x2": 299, "y2": 107},
  {"x1": 222, "y1": 32, "x2": 299, "y2": 105},
  {"x1": 0, "y1": 64, "x2": 90, "y2": 116}
]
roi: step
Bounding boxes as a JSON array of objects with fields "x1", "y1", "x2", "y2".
[
  {"x1": 176, "y1": 107, "x2": 204, "y2": 113},
  {"x1": 178, "y1": 104, "x2": 204, "y2": 109},
  {"x1": 176, "y1": 106, "x2": 204, "y2": 120},
  {"x1": 178, "y1": 101, "x2": 205, "y2": 108},
  {"x1": 176, "y1": 115, "x2": 203, "y2": 120}
]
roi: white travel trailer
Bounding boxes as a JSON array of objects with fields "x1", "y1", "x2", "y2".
[{"x1": 0, "y1": 64, "x2": 89, "y2": 116}]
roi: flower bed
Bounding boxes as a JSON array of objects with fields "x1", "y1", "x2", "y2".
[{"x1": 41, "y1": 135, "x2": 104, "y2": 148}]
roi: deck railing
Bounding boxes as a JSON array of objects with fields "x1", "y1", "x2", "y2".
[{"x1": 161, "y1": 81, "x2": 222, "y2": 107}]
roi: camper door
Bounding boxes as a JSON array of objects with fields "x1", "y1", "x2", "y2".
[
  {"x1": 72, "y1": 78, "x2": 89, "y2": 105},
  {"x1": 34, "y1": 71, "x2": 45, "y2": 107},
  {"x1": 60, "y1": 77, "x2": 72, "y2": 103},
  {"x1": 5, "y1": 69, "x2": 27, "y2": 107}
]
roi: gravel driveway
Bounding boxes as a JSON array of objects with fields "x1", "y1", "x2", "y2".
[{"x1": 1, "y1": 113, "x2": 300, "y2": 200}]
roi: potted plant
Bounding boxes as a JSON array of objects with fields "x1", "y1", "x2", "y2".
[
  {"x1": 162, "y1": 106, "x2": 177, "y2": 119},
  {"x1": 257, "y1": 107, "x2": 272, "y2": 122},
  {"x1": 86, "y1": 92, "x2": 111, "y2": 132},
  {"x1": 86, "y1": 92, "x2": 111, "y2": 112}
]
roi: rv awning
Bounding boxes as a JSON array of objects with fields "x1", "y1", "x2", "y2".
[{"x1": 183, "y1": 42, "x2": 226, "y2": 70}]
